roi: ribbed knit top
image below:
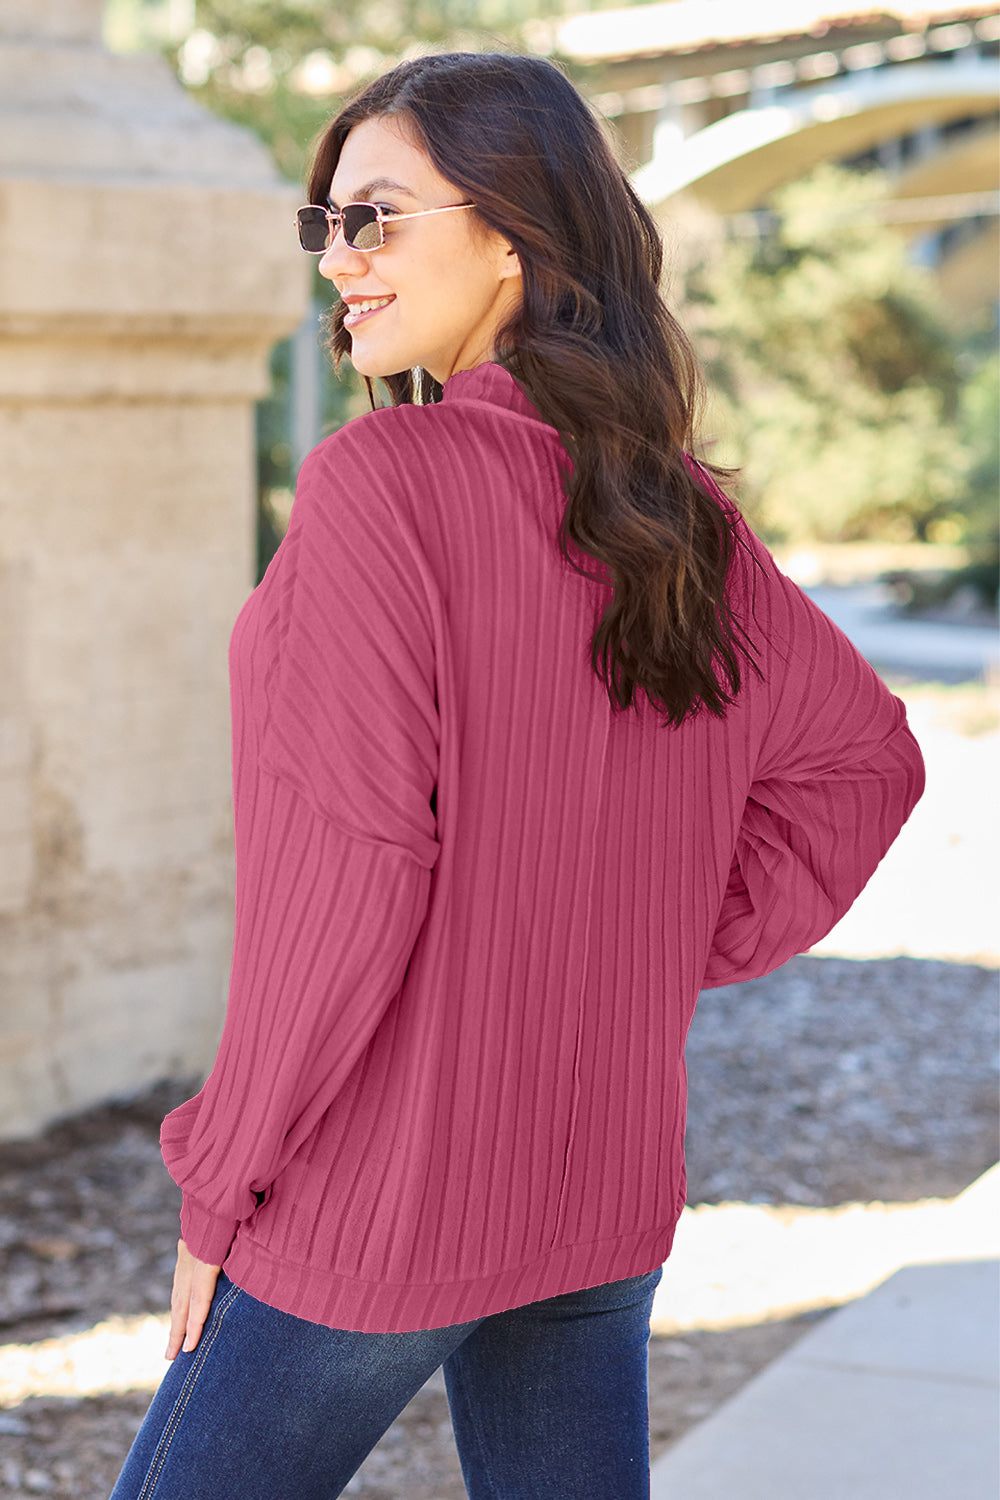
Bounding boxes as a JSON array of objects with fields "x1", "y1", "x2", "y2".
[{"x1": 160, "y1": 361, "x2": 924, "y2": 1333}]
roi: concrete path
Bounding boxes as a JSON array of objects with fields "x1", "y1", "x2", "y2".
[
  {"x1": 650, "y1": 1254, "x2": 999, "y2": 1499},
  {"x1": 803, "y1": 582, "x2": 999, "y2": 681},
  {"x1": 648, "y1": 1164, "x2": 1000, "y2": 1336},
  {"x1": 807, "y1": 682, "x2": 998, "y2": 965}
]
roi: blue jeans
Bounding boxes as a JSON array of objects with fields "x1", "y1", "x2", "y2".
[{"x1": 109, "y1": 1265, "x2": 663, "y2": 1499}]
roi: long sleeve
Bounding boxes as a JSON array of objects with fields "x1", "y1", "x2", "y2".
[
  {"x1": 702, "y1": 543, "x2": 925, "y2": 990},
  {"x1": 160, "y1": 428, "x2": 440, "y2": 1264},
  {"x1": 164, "y1": 793, "x2": 431, "y2": 1263}
]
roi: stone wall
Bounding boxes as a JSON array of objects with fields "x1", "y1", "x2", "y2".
[{"x1": 0, "y1": 0, "x2": 310, "y2": 1136}]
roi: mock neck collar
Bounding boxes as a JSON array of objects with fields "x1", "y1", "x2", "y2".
[{"x1": 440, "y1": 361, "x2": 544, "y2": 423}]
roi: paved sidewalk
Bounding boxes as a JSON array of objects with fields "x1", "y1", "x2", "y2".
[
  {"x1": 650, "y1": 1251, "x2": 999, "y2": 1499},
  {"x1": 803, "y1": 582, "x2": 1000, "y2": 681}
]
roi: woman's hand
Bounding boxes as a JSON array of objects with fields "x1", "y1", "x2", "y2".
[{"x1": 165, "y1": 1238, "x2": 223, "y2": 1360}]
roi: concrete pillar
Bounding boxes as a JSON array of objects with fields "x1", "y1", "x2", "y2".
[
  {"x1": 653, "y1": 65, "x2": 686, "y2": 159},
  {"x1": 0, "y1": 0, "x2": 310, "y2": 1136}
]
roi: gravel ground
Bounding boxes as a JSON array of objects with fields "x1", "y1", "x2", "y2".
[
  {"x1": 684, "y1": 954, "x2": 998, "y2": 1208},
  {"x1": 0, "y1": 950, "x2": 995, "y2": 1499}
]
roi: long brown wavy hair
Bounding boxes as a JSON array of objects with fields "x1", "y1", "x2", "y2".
[{"x1": 308, "y1": 52, "x2": 761, "y2": 726}]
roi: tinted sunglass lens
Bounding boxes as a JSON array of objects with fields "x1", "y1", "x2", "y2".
[
  {"x1": 343, "y1": 205, "x2": 383, "y2": 251},
  {"x1": 297, "y1": 207, "x2": 330, "y2": 253}
]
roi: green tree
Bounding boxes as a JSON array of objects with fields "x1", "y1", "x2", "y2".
[
  {"x1": 685, "y1": 166, "x2": 980, "y2": 551},
  {"x1": 170, "y1": 0, "x2": 588, "y2": 186},
  {"x1": 952, "y1": 343, "x2": 1000, "y2": 600}
]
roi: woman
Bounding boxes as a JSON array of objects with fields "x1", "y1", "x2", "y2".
[{"x1": 111, "y1": 51, "x2": 924, "y2": 1499}]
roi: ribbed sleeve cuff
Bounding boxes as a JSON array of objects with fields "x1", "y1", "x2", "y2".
[{"x1": 179, "y1": 1192, "x2": 240, "y2": 1267}]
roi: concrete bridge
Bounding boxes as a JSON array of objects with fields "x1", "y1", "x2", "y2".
[{"x1": 536, "y1": 2, "x2": 1000, "y2": 314}]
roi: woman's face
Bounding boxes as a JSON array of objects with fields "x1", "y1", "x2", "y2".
[{"x1": 320, "y1": 114, "x2": 523, "y2": 385}]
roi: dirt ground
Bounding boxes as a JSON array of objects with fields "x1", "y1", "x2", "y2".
[{"x1": 1, "y1": 945, "x2": 996, "y2": 1499}]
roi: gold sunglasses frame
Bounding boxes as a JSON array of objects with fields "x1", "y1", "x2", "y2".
[{"x1": 295, "y1": 200, "x2": 475, "y2": 253}]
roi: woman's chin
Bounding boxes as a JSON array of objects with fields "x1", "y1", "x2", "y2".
[{"x1": 348, "y1": 348, "x2": 410, "y2": 381}]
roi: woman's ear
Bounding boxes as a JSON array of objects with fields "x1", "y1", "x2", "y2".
[
  {"x1": 481, "y1": 222, "x2": 521, "y2": 283},
  {"x1": 498, "y1": 243, "x2": 522, "y2": 283}
]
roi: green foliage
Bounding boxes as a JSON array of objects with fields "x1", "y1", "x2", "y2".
[
  {"x1": 171, "y1": 0, "x2": 584, "y2": 187},
  {"x1": 686, "y1": 166, "x2": 987, "y2": 550},
  {"x1": 255, "y1": 292, "x2": 372, "y2": 583},
  {"x1": 956, "y1": 344, "x2": 1000, "y2": 558}
]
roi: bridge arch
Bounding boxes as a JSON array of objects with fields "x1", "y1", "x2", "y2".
[{"x1": 632, "y1": 59, "x2": 999, "y2": 212}]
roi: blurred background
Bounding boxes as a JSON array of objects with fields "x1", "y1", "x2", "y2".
[
  {"x1": 107, "y1": 0, "x2": 999, "y2": 594},
  {"x1": 0, "y1": 2, "x2": 996, "y2": 1496}
]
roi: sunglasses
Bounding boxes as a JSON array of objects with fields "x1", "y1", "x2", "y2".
[{"x1": 295, "y1": 200, "x2": 475, "y2": 253}]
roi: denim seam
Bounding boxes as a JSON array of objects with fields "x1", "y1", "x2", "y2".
[
  {"x1": 136, "y1": 1281, "x2": 244, "y2": 1499},
  {"x1": 449, "y1": 1331, "x2": 524, "y2": 1500},
  {"x1": 454, "y1": 1369, "x2": 502, "y2": 1500}
]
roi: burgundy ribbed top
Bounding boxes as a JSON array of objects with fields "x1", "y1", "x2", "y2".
[{"x1": 160, "y1": 362, "x2": 924, "y2": 1333}]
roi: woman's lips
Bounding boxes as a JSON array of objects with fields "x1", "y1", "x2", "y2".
[{"x1": 343, "y1": 297, "x2": 395, "y2": 330}]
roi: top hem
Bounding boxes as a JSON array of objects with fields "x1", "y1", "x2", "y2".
[{"x1": 221, "y1": 1221, "x2": 679, "y2": 1334}]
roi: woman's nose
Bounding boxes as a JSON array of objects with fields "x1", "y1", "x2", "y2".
[{"x1": 317, "y1": 232, "x2": 368, "y2": 282}]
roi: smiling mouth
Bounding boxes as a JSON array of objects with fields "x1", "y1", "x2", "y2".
[{"x1": 343, "y1": 297, "x2": 395, "y2": 329}]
